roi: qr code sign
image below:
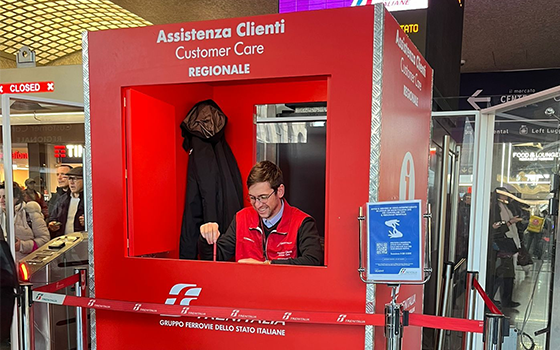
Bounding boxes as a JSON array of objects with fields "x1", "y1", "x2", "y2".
[{"x1": 376, "y1": 243, "x2": 388, "y2": 254}]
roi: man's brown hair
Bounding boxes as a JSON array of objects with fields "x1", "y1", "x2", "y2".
[{"x1": 246, "y1": 160, "x2": 284, "y2": 190}]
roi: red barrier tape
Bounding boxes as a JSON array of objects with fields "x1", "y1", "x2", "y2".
[
  {"x1": 33, "y1": 291, "x2": 385, "y2": 327},
  {"x1": 472, "y1": 278, "x2": 502, "y2": 315},
  {"x1": 408, "y1": 314, "x2": 483, "y2": 334},
  {"x1": 31, "y1": 276, "x2": 487, "y2": 333},
  {"x1": 34, "y1": 274, "x2": 80, "y2": 293}
]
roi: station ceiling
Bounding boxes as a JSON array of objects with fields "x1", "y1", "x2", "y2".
[{"x1": 1, "y1": 0, "x2": 559, "y2": 73}]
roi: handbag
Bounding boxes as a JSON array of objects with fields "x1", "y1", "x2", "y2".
[
  {"x1": 527, "y1": 215, "x2": 545, "y2": 233},
  {"x1": 517, "y1": 245, "x2": 533, "y2": 266}
]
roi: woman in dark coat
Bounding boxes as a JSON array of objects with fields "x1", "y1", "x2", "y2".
[{"x1": 488, "y1": 187, "x2": 521, "y2": 308}]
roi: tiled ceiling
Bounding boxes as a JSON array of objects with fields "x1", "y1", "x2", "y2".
[{"x1": 0, "y1": 0, "x2": 152, "y2": 65}]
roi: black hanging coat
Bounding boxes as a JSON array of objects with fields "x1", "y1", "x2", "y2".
[{"x1": 179, "y1": 100, "x2": 244, "y2": 260}]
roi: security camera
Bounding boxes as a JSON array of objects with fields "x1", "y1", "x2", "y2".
[{"x1": 460, "y1": 59, "x2": 466, "y2": 66}]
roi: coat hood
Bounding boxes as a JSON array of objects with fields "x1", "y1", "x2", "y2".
[{"x1": 181, "y1": 100, "x2": 227, "y2": 148}]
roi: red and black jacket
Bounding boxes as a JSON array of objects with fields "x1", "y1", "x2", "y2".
[{"x1": 216, "y1": 200, "x2": 323, "y2": 265}]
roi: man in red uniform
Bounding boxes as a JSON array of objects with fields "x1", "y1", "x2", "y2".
[{"x1": 200, "y1": 160, "x2": 323, "y2": 265}]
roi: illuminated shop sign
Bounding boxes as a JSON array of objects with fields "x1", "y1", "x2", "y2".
[
  {"x1": 505, "y1": 143, "x2": 556, "y2": 186},
  {"x1": 400, "y1": 23, "x2": 420, "y2": 33},
  {"x1": 0, "y1": 151, "x2": 29, "y2": 160},
  {"x1": 512, "y1": 151, "x2": 560, "y2": 162},
  {"x1": 279, "y1": 0, "x2": 428, "y2": 13},
  {"x1": 54, "y1": 144, "x2": 83, "y2": 159}
]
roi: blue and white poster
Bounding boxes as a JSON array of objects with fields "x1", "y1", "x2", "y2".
[{"x1": 366, "y1": 200, "x2": 422, "y2": 282}]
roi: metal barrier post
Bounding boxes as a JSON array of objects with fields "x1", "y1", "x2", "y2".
[
  {"x1": 17, "y1": 283, "x2": 34, "y2": 350},
  {"x1": 483, "y1": 314, "x2": 505, "y2": 350},
  {"x1": 75, "y1": 268, "x2": 87, "y2": 350},
  {"x1": 384, "y1": 286, "x2": 403, "y2": 350},
  {"x1": 463, "y1": 271, "x2": 478, "y2": 350},
  {"x1": 437, "y1": 262, "x2": 454, "y2": 350}
]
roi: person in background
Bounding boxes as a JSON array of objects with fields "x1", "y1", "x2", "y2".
[
  {"x1": 489, "y1": 187, "x2": 522, "y2": 308},
  {"x1": 0, "y1": 182, "x2": 50, "y2": 261},
  {"x1": 456, "y1": 192, "x2": 471, "y2": 260},
  {"x1": 48, "y1": 164, "x2": 73, "y2": 214},
  {"x1": 22, "y1": 178, "x2": 49, "y2": 219},
  {"x1": 200, "y1": 160, "x2": 323, "y2": 266},
  {"x1": 48, "y1": 167, "x2": 85, "y2": 238},
  {"x1": 0, "y1": 238, "x2": 18, "y2": 345}
]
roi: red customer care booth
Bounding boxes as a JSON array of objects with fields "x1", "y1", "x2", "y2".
[{"x1": 84, "y1": 4, "x2": 432, "y2": 349}]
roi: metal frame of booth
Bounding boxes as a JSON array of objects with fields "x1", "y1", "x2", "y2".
[{"x1": 1, "y1": 94, "x2": 84, "y2": 350}]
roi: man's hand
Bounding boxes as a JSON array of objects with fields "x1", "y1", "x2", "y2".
[
  {"x1": 238, "y1": 258, "x2": 270, "y2": 265},
  {"x1": 79, "y1": 215, "x2": 85, "y2": 227},
  {"x1": 510, "y1": 216, "x2": 522, "y2": 224},
  {"x1": 15, "y1": 239, "x2": 20, "y2": 252},
  {"x1": 48, "y1": 221, "x2": 61, "y2": 231},
  {"x1": 200, "y1": 222, "x2": 220, "y2": 244},
  {"x1": 492, "y1": 221, "x2": 503, "y2": 229}
]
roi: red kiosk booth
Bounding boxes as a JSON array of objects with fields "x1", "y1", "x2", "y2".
[{"x1": 84, "y1": 4, "x2": 433, "y2": 349}]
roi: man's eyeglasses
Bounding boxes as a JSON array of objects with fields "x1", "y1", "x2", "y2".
[
  {"x1": 67, "y1": 176, "x2": 83, "y2": 182},
  {"x1": 248, "y1": 190, "x2": 276, "y2": 204}
]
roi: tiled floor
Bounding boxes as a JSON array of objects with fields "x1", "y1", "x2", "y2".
[{"x1": 503, "y1": 258, "x2": 552, "y2": 350}]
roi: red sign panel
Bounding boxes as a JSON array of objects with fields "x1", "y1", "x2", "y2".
[
  {"x1": 373, "y1": 10, "x2": 433, "y2": 349},
  {"x1": 0, "y1": 81, "x2": 54, "y2": 94}
]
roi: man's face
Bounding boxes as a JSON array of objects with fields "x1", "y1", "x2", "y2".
[
  {"x1": 0, "y1": 189, "x2": 6, "y2": 210},
  {"x1": 68, "y1": 175, "x2": 83, "y2": 194},
  {"x1": 57, "y1": 166, "x2": 71, "y2": 188},
  {"x1": 26, "y1": 180, "x2": 36, "y2": 191},
  {"x1": 248, "y1": 182, "x2": 284, "y2": 220}
]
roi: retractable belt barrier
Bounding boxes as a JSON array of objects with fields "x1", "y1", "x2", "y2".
[
  {"x1": 472, "y1": 278, "x2": 503, "y2": 315},
  {"x1": 30, "y1": 273, "x2": 488, "y2": 334}
]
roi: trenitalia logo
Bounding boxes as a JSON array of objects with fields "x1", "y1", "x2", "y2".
[
  {"x1": 165, "y1": 284, "x2": 202, "y2": 306},
  {"x1": 351, "y1": 0, "x2": 428, "y2": 11}
]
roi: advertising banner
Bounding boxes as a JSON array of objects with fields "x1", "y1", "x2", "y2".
[{"x1": 366, "y1": 200, "x2": 422, "y2": 281}]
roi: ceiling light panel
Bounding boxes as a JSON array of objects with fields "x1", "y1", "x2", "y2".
[{"x1": 0, "y1": 0, "x2": 152, "y2": 65}]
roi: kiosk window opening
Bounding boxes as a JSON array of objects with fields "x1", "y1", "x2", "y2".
[{"x1": 256, "y1": 102, "x2": 327, "y2": 250}]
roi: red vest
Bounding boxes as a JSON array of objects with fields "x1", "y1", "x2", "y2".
[{"x1": 235, "y1": 200, "x2": 309, "y2": 262}]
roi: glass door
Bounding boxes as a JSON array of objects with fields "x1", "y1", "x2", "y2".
[
  {"x1": 425, "y1": 112, "x2": 477, "y2": 350},
  {"x1": 1, "y1": 94, "x2": 85, "y2": 350},
  {"x1": 485, "y1": 96, "x2": 560, "y2": 350}
]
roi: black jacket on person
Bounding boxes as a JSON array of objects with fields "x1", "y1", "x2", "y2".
[
  {"x1": 48, "y1": 186, "x2": 69, "y2": 214},
  {"x1": 179, "y1": 100, "x2": 244, "y2": 260},
  {"x1": 48, "y1": 191, "x2": 85, "y2": 238},
  {"x1": 0, "y1": 239, "x2": 17, "y2": 341}
]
